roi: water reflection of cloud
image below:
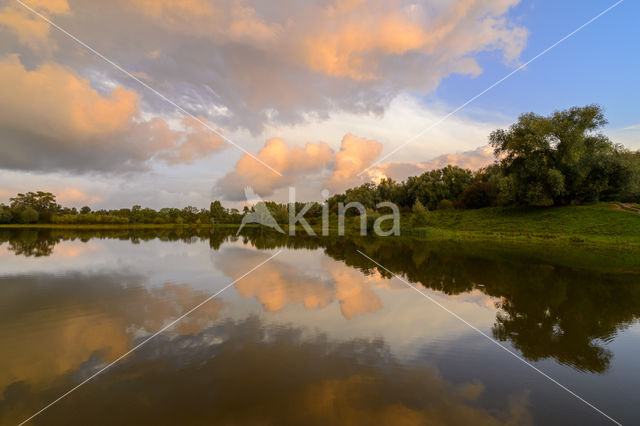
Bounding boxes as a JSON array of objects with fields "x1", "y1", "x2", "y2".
[
  {"x1": 325, "y1": 257, "x2": 391, "y2": 319},
  {"x1": 216, "y1": 247, "x2": 502, "y2": 328},
  {"x1": 50, "y1": 241, "x2": 100, "y2": 258},
  {"x1": 234, "y1": 258, "x2": 333, "y2": 313},
  {"x1": 0, "y1": 273, "x2": 223, "y2": 392},
  {"x1": 216, "y1": 248, "x2": 406, "y2": 320},
  {"x1": 1, "y1": 317, "x2": 532, "y2": 425}
]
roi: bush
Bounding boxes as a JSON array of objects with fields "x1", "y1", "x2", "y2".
[
  {"x1": 410, "y1": 200, "x2": 430, "y2": 227},
  {"x1": 437, "y1": 199, "x2": 454, "y2": 210},
  {"x1": 459, "y1": 182, "x2": 498, "y2": 209}
]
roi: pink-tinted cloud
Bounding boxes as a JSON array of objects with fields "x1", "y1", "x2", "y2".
[
  {"x1": 0, "y1": 0, "x2": 528, "y2": 133},
  {"x1": 55, "y1": 188, "x2": 102, "y2": 205},
  {"x1": 214, "y1": 133, "x2": 495, "y2": 200},
  {"x1": 0, "y1": 55, "x2": 226, "y2": 172},
  {"x1": 0, "y1": 0, "x2": 69, "y2": 51},
  {"x1": 216, "y1": 138, "x2": 333, "y2": 200},
  {"x1": 130, "y1": 0, "x2": 281, "y2": 45},
  {"x1": 325, "y1": 133, "x2": 383, "y2": 192}
]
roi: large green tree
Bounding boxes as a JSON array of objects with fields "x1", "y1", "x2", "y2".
[
  {"x1": 9, "y1": 191, "x2": 59, "y2": 211},
  {"x1": 9, "y1": 191, "x2": 60, "y2": 223},
  {"x1": 490, "y1": 105, "x2": 635, "y2": 206},
  {"x1": 210, "y1": 201, "x2": 228, "y2": 224}
]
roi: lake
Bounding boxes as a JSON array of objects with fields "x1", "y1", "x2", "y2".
[{"x1": 1, "y1": 228, "x2": 639, "y2": 425}]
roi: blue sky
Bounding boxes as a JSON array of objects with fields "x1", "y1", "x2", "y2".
[{"x1": 432, "y1": 0, "x2": 639, "y2": 128}]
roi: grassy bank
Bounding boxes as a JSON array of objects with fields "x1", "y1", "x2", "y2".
[
  {"x1": 407, "y1": 202, "x2": 640, "y2": 248},
  {"x1": 2, "y1": 203, "x2": 638, "y2": 248}
]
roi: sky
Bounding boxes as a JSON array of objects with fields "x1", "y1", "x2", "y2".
[{"x1": 0, "y1": 0, "x2": 638, "y2": 208}]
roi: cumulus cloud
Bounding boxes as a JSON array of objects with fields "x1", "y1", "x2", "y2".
[
  {"x1": 0, "y1": 0, "x2": 527, "y2": 202},
  {"x1": 216, "y1": 137, "x2": 333, "y2": 200},
  {"x1": 0, "y1": 0, "x2": 528, "y2": 133},
  {"x1": 0, "y1": 55, "x2": 227, "y2": 172},
  {"x1": 215, "y1": 133, "x2": 494, "y2": 201},
  {"x1": 325, "y1": 133, "x2": 383, "y2": 192},
  {"x1": 0, "y1": 0, "x2": 69, "y2": 51},
  {"x1": 130, "y1": 0, "x2": 281, "y2": 45}
]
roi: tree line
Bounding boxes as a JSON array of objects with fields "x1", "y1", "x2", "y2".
[
  {"x1": 0, "y1": 192, "x2": 211, "y2": 225},
  {"x1": 1, "y1": 105, "x2": 638, "y2": 226},
  {"x1": 325, "y1": 105, "x2": 639, "y2": 211}
]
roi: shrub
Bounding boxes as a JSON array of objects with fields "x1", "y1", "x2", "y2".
[
  {"x1": 410, "y1": 200, "x2": 430, "y2": 227},
  {"x1": 459, "y1": 182, "x2": 498, "y2": 209},
  {"x1": 437, "y1": 199, "x2": 454, "y2": 210}
]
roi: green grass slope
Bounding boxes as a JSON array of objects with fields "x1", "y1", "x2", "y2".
[{"x1": 411, "y1": 202, "x2": 640, "y2": 247}]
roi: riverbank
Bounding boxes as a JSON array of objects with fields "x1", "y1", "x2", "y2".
[
  {"x1": 2, "y1": 202, "x2": 638, "y2": 248},
  {"x1": 407, "y1": 202, "x2": 640, "y2": 248}
]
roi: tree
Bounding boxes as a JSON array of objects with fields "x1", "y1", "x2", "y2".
[
  {"x1": 0, "y1": 205, "x2": 11, "y2": 223},
  {"x1": 344, "y1": 183, "x2": 377, "y2": 210},
  {"x1": 182, "y1": 206, "x2": 199, "y2": 223},
  {"x1": 10, "y1": 191, "x2": 59, "y2": 222},
  {"x1": 131, "y1": 205, "x2": 142, "y2": 223},
  {"x1": 405, "y1": 166, "x2": 472, "y2": 210},
  {"x1": 19, "y1": 207, "x2": 39, "y2": 224},
  {"x1": 618, "y1": 151, "x2": 640, "y2": 201},
  {"x1": 376, "y1": 178, "x2": 406, "y2": 205},
  {"x1": 210, "y1": 201, "x2": 227, "y2": 224},
  {"x1": 80, "y1": 206, "x2": 92, "y2": 214},
  {"x1": 490, "y1": 105, "x2": 633, "y2": 206},
  {"x1": 10, "y1": 191, "x2": 58, "y2": 211}
]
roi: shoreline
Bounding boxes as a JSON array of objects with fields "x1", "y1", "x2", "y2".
[
  {"x1": 2, "y1": 225, "x2": 638, "y2": 250},
  {"x1": 2, "y1": 203, "x2": 639, "y2": 249}
]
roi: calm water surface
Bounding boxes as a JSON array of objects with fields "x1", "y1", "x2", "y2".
[{"x1": 1, "y1": 228, "x2": 639, "y2": 425}]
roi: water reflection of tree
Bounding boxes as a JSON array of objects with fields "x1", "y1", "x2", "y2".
[
  {"x1": 0, "y1": 228, "x2": 214, "y2": 257},
  {"x1": 232, "y1": 229, "x2": 640, "y2": 373},
  {"x1": 2, "y1": 229, "x2": 57, "y2": 257},
  {"x1": 3, "y1": 227, "x2": 639, "y2": 373},
  {"x1": 490, "y1": 269, "x2": 637, "y2": 373},
  {"x1": 321, "y1": 237, "x2": 640, "y2": 373}
]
